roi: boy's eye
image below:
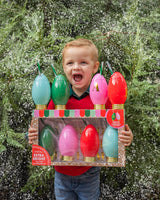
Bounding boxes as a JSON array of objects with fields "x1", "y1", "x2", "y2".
[
  {"x1": 67, "y1": 62, "x2": 73, "y2": 65},
  {"x1": 81, "y1": 61, "x2": 87, "y2": 65}
]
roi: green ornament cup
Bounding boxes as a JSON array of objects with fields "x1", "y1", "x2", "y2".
[
  {"x1": 39, "y1": 125, "x2": 58, "y2": 160},
  {"x1": 52, "y1": 75, "x2": 70, "y2": 110}
]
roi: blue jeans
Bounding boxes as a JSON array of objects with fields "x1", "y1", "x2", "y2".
[{"x1": 54, "y1": 167, "x2": 101, "y2": 200}]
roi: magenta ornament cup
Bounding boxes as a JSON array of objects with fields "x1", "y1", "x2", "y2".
[{"x1": 90, "y1": 73, "x2": 108, "y2": 109}]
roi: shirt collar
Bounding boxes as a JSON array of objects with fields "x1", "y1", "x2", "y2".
[{"x1": 70, "y1": 85, "x2": 90, "y2": 100}]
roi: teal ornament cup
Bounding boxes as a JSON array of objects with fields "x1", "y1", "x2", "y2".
[
  {"x1": 32, "y1": 74, "x2": 51, "y2": 109},
  {"x1": 102, "y1": 126, "x2": 118, "y2": 162}
]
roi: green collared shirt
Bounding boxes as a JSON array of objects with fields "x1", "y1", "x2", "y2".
[{"x1": 70, "y1": 85, "x2": 90, "y2": 100}]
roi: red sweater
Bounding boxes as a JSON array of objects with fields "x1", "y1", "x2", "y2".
[{"x1": 47, "y1": 95, "x2": 112, "y2": 176}]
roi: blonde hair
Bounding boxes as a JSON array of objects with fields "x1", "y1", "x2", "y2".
[{"x1": 62, "y1": 38, "x2": 98, "y2": 63}]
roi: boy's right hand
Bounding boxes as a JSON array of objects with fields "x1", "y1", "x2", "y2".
[{"x1": 28, "y1": 120, "x2": 38, "y2": 145}]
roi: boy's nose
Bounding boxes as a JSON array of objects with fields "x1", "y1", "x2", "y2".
[{"x1": 73, "y1": 63, "x2": 80, "y2": 69}]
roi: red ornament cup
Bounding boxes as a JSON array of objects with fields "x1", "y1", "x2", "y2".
[
  {"x1": 108, "y1": 72, "x2": 127, "y2": 109},
  {"x1": 80, "y1": 124, "x2": 100, "y2": 162}
]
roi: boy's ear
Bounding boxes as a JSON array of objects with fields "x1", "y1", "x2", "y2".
[{"x1": 93, "y1": 61, "x2": 99, "y2": 74}]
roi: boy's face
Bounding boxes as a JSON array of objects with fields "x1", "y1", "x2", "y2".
[{"x1": 63, "y1": 46, "x2": 99, "y2": 96}]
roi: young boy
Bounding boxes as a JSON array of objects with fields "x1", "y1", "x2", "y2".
[{"x1": 28, "y1": 39, "x2": 133, "y2": 200}]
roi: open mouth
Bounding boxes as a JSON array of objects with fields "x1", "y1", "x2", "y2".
[{"x1": 73, "y1": 74, "x2": 83, "y2": 82}]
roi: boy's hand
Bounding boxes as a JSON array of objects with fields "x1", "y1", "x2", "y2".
[
  {"x1": 28, "y1": 120, "x2": 38, "y2": 145},
  {"x1": 119, "y1": 124, "x2": 133, "y2": 146}
]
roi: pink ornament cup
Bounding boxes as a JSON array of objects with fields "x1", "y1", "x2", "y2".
[{"x1": 90, "y1": 73, "x2": 108, "y2": 109}]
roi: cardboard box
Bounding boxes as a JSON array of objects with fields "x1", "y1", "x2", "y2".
[{"x1": 31, "y1": 109, "x2": 125, "y2": 167}]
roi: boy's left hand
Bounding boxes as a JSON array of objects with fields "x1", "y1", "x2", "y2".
[{"x1": 119, "y1": 124, "x2": 133, "y2": 146}]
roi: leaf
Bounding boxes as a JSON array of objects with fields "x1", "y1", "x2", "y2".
[
  {"x1": 0, "y1": 131, "x2": 6, "y2": 143},
  {"x1": 0, "y1": 144, "x2": 7, "y2": 152},
  {"x1": 7, "y1": 137, "x2": 24, "y2": 149}
]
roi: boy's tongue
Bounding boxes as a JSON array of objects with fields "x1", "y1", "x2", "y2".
[{"x1": 74, "y1": 74, "x2": 82, "y2": 82}]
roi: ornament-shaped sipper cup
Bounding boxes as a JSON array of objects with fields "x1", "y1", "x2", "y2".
[{"x1": 32, "y1": 63, "x2": 51, "y2": 109}]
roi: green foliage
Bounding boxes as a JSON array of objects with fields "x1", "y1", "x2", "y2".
[
  {"x1": 22, "y1": 165, "x2": 55, "y2": 195},
  {"x1": 0, "y1": 0, "x2": 160, "y2": 199}
]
